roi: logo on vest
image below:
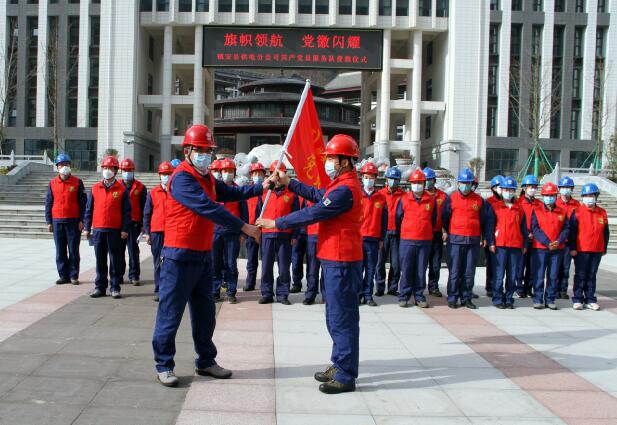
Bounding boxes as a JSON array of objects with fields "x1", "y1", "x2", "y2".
[
  {"x1": 472, "y1": 204, "x2": 479, "y2": 211},
  {"x1": 375, "y1": 202, "x2": 382, "y2": 209},
  {"x1": 134, "y1": 190, "x2": 140, "y2": 196},
  {"x1": 112, "y1": 191, "x2": 119, "y2": 199},
  {"x1": 283, "y1": 195, "x2": 290, "y2": 203},
  {"x1": 436, "y1": 198, "x2": 444, "y2": 205},
  {"x1": 69, "y1": 186, "x2": 75, "y2": 192},
  {"x1": 558, "y1": 215, "x2": 564, "y2": 222},
  {"x1": 425, "y1": 204, "x2": 431, "y2": 211},
  {"x1": 599, "y1": 217, "x2": 605, "y2": 224}
]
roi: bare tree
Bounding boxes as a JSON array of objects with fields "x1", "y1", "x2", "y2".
[
  {"x1": 604, "y1": 132, "x2": 617, "y2": 180},
  {"x1": 0, "y1": 19, "x2": 19, "y2": 155},
  {"x1": 588, "y1": 60, "x2": 614, "y2": 174}
]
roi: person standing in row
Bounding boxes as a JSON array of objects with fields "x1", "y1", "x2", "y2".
[
  {"x1": 516, "y1": 175, "x2": 541, "y2": 298},
  {"x1": 244, "y1": 162, "x2": 265, "y2": 292},
  {"x1": 484, "y1": 175, "x2": 504, "y2": 298},
  {"x1": 424, "y1": 167, "x2": 446, "y2": 298},
  {"x1": 46, "y1": 153, "x2": 87, "y2": 285},
  {"x1": 143, "y1": 161, "x2": 173, "y2": 301},
  {"x1": 290, "y1": 196, "x2": 309, "y2": 295},
  {"x1": 555, "y1": 176, "x2": 579, "y2": 299}
]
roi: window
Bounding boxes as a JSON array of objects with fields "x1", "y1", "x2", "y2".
[
  {"x1": 258, "y1": 0, "x2": 272, "y2": 12},
  {"x1": 156, "y1": 0, "x2": 169, "y2": 11},
  {"x1": 575, "y1": 0, "x2": 585, "y2": 12},
  {"x1": 379, "y1": 0, "x2": 392, "y2": 15},
  {"x1": 572, "y1": 66, "x2": 582, "y2": 98},
  {"x1": 65, "y1": 139, "x2": 97, "y2": 171},
  {"x1": 222, "y1": 105, "x2": 249, "y2": 119},
  {"x1": 490, "y1": 0, "x2": 499, "y2": 10},
  {"x1": 598, "y1": 0, "x2": 606, "y2": 12},
  {"x1": 488, "y1": 64, "x2": 498, "y2": 96},
  {"x1": 275, "y1": 0, "x2": 288, "y2": 12},
  {"x1": 215, "y1": 135, "x2": 236, "y2": 152},
  {"x1": 489, "y1": 24, "x2": 500, "y2": 55},
  {"x1": 510, "y1": 24, "x2": 522, "y2": 57},
  {"x1": 147, "y1": 74, "x2": 153, "y2": 94},
  {"x1": 196, "y1": 0, "x2": 209, "y2": 11},
  {"x1": 140, "y1": 0, "x2": 153, "y2": 11},
  {"x1": 236, "y1": 0, "x2": 249, "y2": 12},
  {"x1": 596, "y1": 27, "x2": 605, "y2": 58},
  {"x1": 533, "y1": 0, "x2": 543, "y2": 11},
  {"x1": 179, "y1": 0, "x2": 191, "y2": 11},
  {"x1": 424, "y1": 116, "x2": 431, "y2": 139},
  {"x1": 570, "y1": 151, "x2": 593, "y2": 168},
  {"x1": 25, "y1": 17, "x2": 38, "y2": 127},
  {"x1": 570, "y1": 109, "x2": 580, "y2": 139},
  {"x1": 425, "y1": 79, "x2": 432, "y2": 101},
  {"x1": 149, "y1": 35, "x2": 154, "y2": 60},
  {"x1": 436, "y1": 0, "x2": 448, "y2": 16},
  {"x1": 339, "y1": 0, "x2": 352, "y2": 14},
  {"x1": 218, "y1": 0, "x2": 231, "y2": 12},
  {"x1": 396, "y1": 0, "x2": 408, "y2": 16},
  {"x1": 419, "y1": 0, "x2": 431, "y2": 16},
  {"x1": 356, "y1": 0, "x2": 369, "y2": 15},
  {"x1": 426, "y1": 41, "x2": 433, "y2": 65},
  {"x1": 1, "y1": 140, "x2": 16, "y2": 155},
  {"x1": 512, "y1": 0, "x2": 522, "y2": 10},
  {"x1": 508, "y1": 105, "x2": 519, "y2": 137},
  {"x1": 315, "y1": 0, "x2": 328, "y2": 14},
  {"x1": 298, "y1": 0, "x2": 311, "y2": 13},
  {"x1": 550, "y1": 109, "x2": 561, "y2": 139},
  {"x1": 147, "y1": 110, "x2": 153, "y2": 132},
  {"x1": 487, "y1": 103, "x2": 498, "y2": 136},
  {"x1": 24, "y1": 139, "x2": 53, "y2": 157},
  {"x1": 531, "y1": 25, "x2": 542, "y2": 56},
  {"x1": 486, "y1": 148, "x2": 518, "y2": 176},
  {"x1": 68, "y1": 0, "x2": 80, "y2": 3},
  {"x1": 89, "y1": 97, "x2": 98, "y2": 127},
  {"x1": 555, "y1": 0, "x2": 565, "y2": 11},
  {"x1": 553, "y1": 25, "x2": 564, "y2": 57},
  {"x1": 574, "y1": 27, "x2": 584, "y2": 58}
]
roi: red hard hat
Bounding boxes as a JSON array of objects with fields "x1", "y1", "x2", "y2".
[
  {"x1": 360, "y1": 162, "x2": 378, "y2": 176},
  {"x1": 324, "y1": 134, "x2": 360, "y2": 159},
  {"x1": 209, "y1": 159, "x2": 222, "y2": 171},
  {"x1": 270, "y1": 160, "x2": 287, "y2": 173},
  {"x1": 219, "y1": 158, "x2": 236, "y2": 171},
  {"x1": 408, "y1": 169, "x2": 427, "y2": 183},
  {"x1": 250, "y1": 162, "x2": 265, "y2": 173},
  {"x1": 101, "y1": 156, "x2": 119, "y2": 168},
  {"x1": 182, "y1": 124, "x2": 216, "y2": 148},
  {"x1": 158, "y1": 161, "x2": 173, "y2": 175},
  {"x1": 541, "y1": 182, "x2": 559, "y2": 196},
  {"x1": 120, "y1": 158, "x2": 135, "y2": 171}
]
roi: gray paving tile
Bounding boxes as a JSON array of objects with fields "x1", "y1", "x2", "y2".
[
  {"x1": 73, "y1": 406, "x2": 180, "y2": 425},
  {"x1": 0, "y1": 353, "x2": 50, "y2": 375},
  {"x1": 277, "y1": 413, "x2": 377, "y2": 425},
  {"x1": 0, "y1": 336, "x2": 67, "y2": 355},
  {"x1": 58, "y1": 338, "x2": 136, "y2": 358},
  {"x1": 444, "y1": 388, "x2": 555, "y2": 418},
  {"x1": 31, "y1": 354, "x2": 120, "y2": 379},
  {"x1": 360, "y1": 387, "x2": 464, "y2": 416},
  {"x1": 0, "y1": 374, "x2": 21, "y2": 398},
  {"x1": 0, "y1": 401, "x2": 82, "y2": 425},
  {"x1": 90, "y1": 379, "x2": 189, "y2": 410},
  {"x1": 374, "y1": 417, "x2": 471, "y2": 425},
  {"x1": 3, "y1": 376, "x2": 105, "y2": 405}
]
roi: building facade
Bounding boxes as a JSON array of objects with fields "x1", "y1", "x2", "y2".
[{"x1": 0, "y1": 0, "x2": 614, "y2": 177}]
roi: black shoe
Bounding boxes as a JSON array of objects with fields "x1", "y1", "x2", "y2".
[
  {"x1": 227, "y1": 295, "x2": 238, "y2": 304},
  {"x1": 560, "y1": 292, "x2": 570, "y2": 300},
  {"x1": 258, "y1": 296, "x2": 273, "y2": 304},
  {"x1": 447, "y1": 302, "x2": 458, "y2": 309},
  {"x1": 374, "y1": 289, "x2": 384, "y2": 297},
  {"x1": 429, "y1": 289, "x2": 443, "y2": 298},
  {"x1": 55, "y1": 278, "x2": 70, "y2": 285},
  {"x1": 495, "y1": 303, "x2": 506, "y2": 309},
  {"x1": 505, "y1": 303, "x2": 514, "y2": 309},
  {"x1": 89, "y1": 289, "x2": 105, "y2": 298},
  {"x1": 290, "y1": 285, "x2": 302, "y2": 294},
  {"x1": 319, "y1": 379, "x2": 356, "y2": 394},
  {"x1": 398, "y1": 300, "x2": 409, "y2": 308},
  {"x1": 464, "y1": 300, "x2": 478, "y2": 309},
  {"x1": 472, "y1": 292, "x2": 479, "y2": 299},
  {"x1": 516, "y1": 292, "x2": 528, "y2": 299},
  {"x1": 367, "y1": 300, "x2": 378, "y2": 307},
  {"x1": 486, "y1": 290, "x2": 493, "y2": 298},
  {"x1": 153, "y1": 294, "x2": 160, "y2": 302},
  {"x1": 70, "y1": 278, "x2": 79, "y2": 285},
  {"x1": 279, "y1": 298, "x2": 291, "y2": 305},
  {"x1": 387, "y1": 290, "x2": 399, "y2": 296},
  {"x1": 303, "y1": 298, "x2": 315, "y2": 305},
  {"x1": 195, "y1": 364, "x2": 232, "y2": 379},
  {"x1": 213, "y1": 293, "x2": 221, "y2": 302},
  {"x1": 243, "y1": 286, "x2": 255, "y2": 292},
  {"x1": 314, "y1": 366, "x2": 337, "y2": 383}
]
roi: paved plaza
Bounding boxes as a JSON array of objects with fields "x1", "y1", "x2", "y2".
[{"x1": 1, "y1": 238, "x2": 617, "y2": 425}]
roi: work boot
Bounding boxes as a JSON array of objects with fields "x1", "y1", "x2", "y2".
[
  {"x1": 131, "y1": 280, "x2": 141, "y2": 286},
  {"x1": 243, "y1": 286, "x2": 255, "y2": 292},
  {"x1": 153, "y1": 294, "x2": 160, "y2": 302},
  {"x1": 504, "y1": 303, "x2": 514, "y2": 309},
  {"x1": 463, "y1": 300, "x2": 477, "y2": 309},
  {"x1": 387, "y1": 289, "x2": 399, "y2": 296},
  {"x1": 196, "y1": 363, "x2": 232, "y2": 379},
  {"x1": 560, "y1": 292, "x2": 569, "y2": 300},
  {"x1": 55, "y1": 278, "x2": 70, "y2": 285},
  {"x1": 447, "y1": 302, "x2": 458, "y2": 309},
  {"x1": 472, "y1": 292, "x2": 479, "y2": 299},
  {"x1": 279, "y1": 298, "x2": 291, "y2": 306},
  {"x1": 290, "y1": 285, "x2": 301, "y2": 294},
  {"x1": 367, "y1": 299, "x2": 378, "y2": 307},
  {"x1": 533, "y1": 303, "x2": 544, "y2": 310},
  {"x1": 303, "y1": 298, "x2": 315, "y2": 306},
  {"x1": 227, "y1": 295, "x2": 238, "y2": 304},
  {"x1": 157, "y1": 370, "x2": 179, "y2": 387},
  {"x1": 398, "y1": 300, "x2": 409, "y2": 308},
  {"x1": 258, "y1": 296, "x2": 273, "y2": 304},
  {"x1": 319, "y1": 379, "x2": 356, "y2": 394},
  {"x1": 495, "y1": 303, "x2": 506, "y2": 309},
  {"x1": 111, "y1": 291, "x2": 122, "y2": 299},
  {"x1": 374, "y1": 289, "x2": 384, "y2": 297},
  {"x1": 314, "y1": 366, "x2": 337, "y2": 383},
  {"x1": 89, "y1": 289, "x2": 105, "y2": 298},
  {"x1": 547, "y1": 303, "x2": 558, "y2": 310},
  {"x1": 70, "y1": 278, "x2": 79, "y2": 285},
  {"x1": 429, "y1": 289, "x2": 443, "y2": 297},
  {"x1": 415, "y1": 300, "x2": 429, "y2": 309}
]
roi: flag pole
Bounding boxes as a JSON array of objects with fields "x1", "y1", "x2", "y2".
[{"x1": 258, "y1": 79, "x2": 311, "y2": 219}]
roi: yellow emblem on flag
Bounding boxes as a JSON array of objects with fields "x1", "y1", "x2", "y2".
[
  {"x1": 599, "y1": 217, "x2": 604, "y2": 224},
  {"x1": 112, "y1": 191, "x2": 119, "y2": 198},
  {"x1": 472, "y1": 204, "x2": 479, "y2": 211},
  {"x1": 69, "y1": 186, "x2": 75, "y2": 192},
  {"x1": 283, "y1": 195, "x2": 290, "y2": 203}
]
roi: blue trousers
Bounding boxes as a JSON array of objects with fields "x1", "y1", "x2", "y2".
[
  {"x1": 291, "y1": 234, "x2": 308, "y2": 288},
  {"x1": 446, "y1": 243, "x2": 479, "y2": 303},
  {"x1": 322, "y1": 260, "x2": 362, "y2": 385},
  {"x1": 557, "y1": 246, "x2": 573, "y2": 294},
  {"x1": 427, "y1": 232, "x2": 443, "y2": 292},
  {"x1": 493, "y1": 247, "x2": 522, "y2": 305},
  {"x1": 91, "y1": 230, "x2": 123, "y2": 293},
  {"x1": 261, "y1": 236, "x2": 291, "y2": 300},
  {"x1": 376, "y1": 233, "x2": 401, "y2": 292},
  {"x1": 245, "y1": 236, "x2": 259, "y2": 289},
  {"x1": 399, "y1": 241, "x2": 431, "y2": 302},
  {"x1": 213, "y1": 233, "x2": 241, "y2": 296},
  {"x1": 572, "y1": 252, "x2": 602, "y2": 304},
  {"x1": 152, "y1": 255, "x2": 217, "y2": 372},
  {"x1": 150, "y1": 232, "x2": 164, "y2": 293},
  {"x1": 361, "y1": 239, "x2": 379, "y2": 301},
  {"x1": 531, "y1": 248, "x2": 563, "y2": 304},
  {"x1": 120, "y1": 221, "x2": 141, "y2": 281},
  {"x1": 516, "y1": 248, "x2": 533, "y2": 295},
  {"x1": 305, "y1": 236, "x2": 321, "y2": 301},
  {"x1": 53, "y1": 221, "x2": 81, "y2": 280}
]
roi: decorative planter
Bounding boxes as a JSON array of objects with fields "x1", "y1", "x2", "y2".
[{"x1": 394, "y1": 158, "x2": 412, "y2": 166}]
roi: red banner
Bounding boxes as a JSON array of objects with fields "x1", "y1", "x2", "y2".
[{"x1": 285, "y1": 90, "x2": 331, "y2": 189}]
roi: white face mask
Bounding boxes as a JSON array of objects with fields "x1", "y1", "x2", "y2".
[
  {"x1": 363, "y1": 177, "x2": 375, "y2": 191},
  {"x1": 496, "y1": 187, "x2": 503, "y2": 195},
  {"x1": 160, "y1": 175, "x2": 170, "y2": 187},
  {"x1": 387, "y1": 179, "x2": 399, "y2": 188},
  {"x1": 411, "y1": 183, "x2": 424, "y2": 194},
  {"x1": 102, "y1": 169, "x2": 115, "y2": 180},
  {"x1": 58, "y1": 166, "x2": 71, "y2": 176},
  {"x1": 122, "y1": 171, "x2": 134, "y2": 181},
  {"x1": 582, "y1": 196, "x2": 596, "y2": 207},
  {"x1": 252, "y1": 175, "x2": 264, "y2": 185},
  {"x1": 324, "y1": 161, "x2": 338, "y2": 179},
  {"x1": 191, "y1": 152, "x2": 212, "y2": 172},
  {"x1": 212, "y1": 171, "x2": 221, "y2": 180},
  {"x1": 222, "y1": 172, "x2": 234, "y2": 184},
  {"x1": 502, "y1": 191, "x2": 515, "y2": 201},
  {"x1": 525, "y1": 187, "x2": 537, "y2": 197},
  {"x1": 559, "y1": 188, "x2": 572, "y2": 197}
]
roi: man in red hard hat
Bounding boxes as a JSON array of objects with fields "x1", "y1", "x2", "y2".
[
  {"x1": 244, "y1": 162, "x2": 265, "y2": 291},
  {"x1": 119, "y1": 158, "x2": 147, "y2": 286},
  {"x1": 84, "y1": 156, "x2": 131, "y2": 299},
  {"x1": 257, "y1": 134, "x2": 363, "y2": 394},
  {"x1": 143, "y1": 161, "x2": 174, "y2": 301},
  {"x1": 152, "y1": 124, "x2": 262, "y2": 387}
]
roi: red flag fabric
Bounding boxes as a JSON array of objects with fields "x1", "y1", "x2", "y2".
[{"x1": 284, "y1": 90, "x2": 331, "y2": 189}]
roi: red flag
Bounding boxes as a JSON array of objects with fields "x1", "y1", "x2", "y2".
[{"x1": 284, "y1": 90, "x2": 331, "y2": 189}]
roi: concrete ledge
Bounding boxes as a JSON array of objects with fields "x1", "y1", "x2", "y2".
[{"x1": 0, "y1": 162, "x2": 54, "y2": 186}]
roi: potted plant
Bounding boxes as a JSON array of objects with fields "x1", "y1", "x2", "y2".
[{"x1": 393, "y1": 151, "x2": 414, "y2": 166}]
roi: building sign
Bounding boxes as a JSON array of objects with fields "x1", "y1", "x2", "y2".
[{"x1": 203, "y1": 26, "x2": 383, "y2": 70}]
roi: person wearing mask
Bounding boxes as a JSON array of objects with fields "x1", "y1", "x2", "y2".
[
  {"x1": 423, "y1": 167, "x2": 447, "y2": 298},
  {"x1": 396, "y1": 169, "x2": 436, "y2": 308},
  {"x1": 152, "y1": 125, "x2": 262, "y2": 387},
  {"x1": 244, "y1": 162, "x2": 265, "y2": 291},
  {"x1": 530, "y1": 183, "x2": 569, "y2": 310},
  {"x1": 359, "y1": 162, "x2": 387, "y2": 306},
  {"x1": 84, "y1": 156, "x2": 131, "y2": 299},
  {"x1": 375, "y1": 166, "x2": 404, "y2": 296},
  {"x1": 442, "y1": 168, "x2": 488, "y2": 309},
  {"x1": 484, "y1": 175, "x2": 504, "y2": 298},
  {"x1": 516, "y1": 174, "x2": 541, "y2": 298},
  {"x1": 119, "y1": 158, "x2": 147, "y2": 286},
  {"x1": 257, "y1": 134, "x2": 363, "y2": 394},
  {"x1": 143, "y1": 161, "x2": 173, "y2": 301},
  {"x1": 568, "y1": 183, "x2": 610, "y2": 311},
  {"x1": 45, "y1": 153, "x2": 87, "y2": 285},
  {"x1": 486, "y1": 176, "x2": 528, "y2": 309},
  {"x1": 555, "y1": 176, "x2": 579, "y2": 299},
  {"x1": 210, "y1": 159, "x2": 223, "y2": 181}
]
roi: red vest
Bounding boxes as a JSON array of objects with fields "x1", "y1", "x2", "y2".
[
  {"x1": 247, "y1": 197, "x2": 259, "y2": 224},
  {"x1": 400, "y1": 192, "x2": 435, "y2": 241},
  {"x1": 164, "y1": 162, "x2": 217, "y2": 251},
  {"x1": 517, "y1": 196, "x2": 541, "y2": 232},
  {"x1": 428, "y1": 189, "x2": 447, "y2": 231},
  {"x1": 149, "y1": 185, "x2": 167, "y2": 233},
  {"x1": 50, "y1": 175, "x2": 82, "y2": 220},
  {"x1": 360, "y1": 190, "x2": 386, "y2": 239},
  {"x1": 125, "y1": 179, "x2": 145, "y2": 222},
  {"x1": 91, "y1": 180, "x2": 126, "y2": 230},
  {"x1": 317, "y1": 172, "x2": 363, "y2": 262},
  {"x1": 305, "y1": 200, "x2": 319, "y2": 236},
  {"x1": 492, "y1": 201, "x2": 525, "y2": 248},
  {"x1": 556, "y1": 196, "x2": 580, "y2": 218},
  {"x1": 261, "y1": 188, "x2": 295, "y2": 234},
  {"x1": 532, "y1": 205, "x2": 567, "y2": 249},
  {"x1": 447, "y1": 191, "x2": 483, "y2": 237},
  {"x1": 222, "y1": 184, "x2": 241, "y2": 219},
  {"x1": 379, "y1": 187, "x2": 404, "y2": 232},
  {"x1": 573, "y1": 205, "x2": 608, "y2": 253}
]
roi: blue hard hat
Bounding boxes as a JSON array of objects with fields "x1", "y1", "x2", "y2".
[
  {"x1": 385, "y1": 167, "x2": 402, "y2": 180},
  {"x1": 423, "y1": 167, "x2": 436, "y2": 180},
  {"x1": 581, "y1": 183, "x2": 600, "y2": 196},
  {"x1": 558, "y1": 176, "x2": 574, "y2": 188},
  {"x1": 457, "y1": 168, "x2": 475, "y2": 183},
  {"x1": 55, "y1": 153, "x2": 71, "y2": 165},
  {"x1": 521, "y1": 174, "x2": 539, "y2": 186},
  {"x1": 501, "y1": 176, "x2": 517, "y2": 190},
  {"x1": 170, "y1": 158, "x2": 182, "y2": 168},
  {"x1": 490, "y1": 175, "x2": 505, "y2": 188}
]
